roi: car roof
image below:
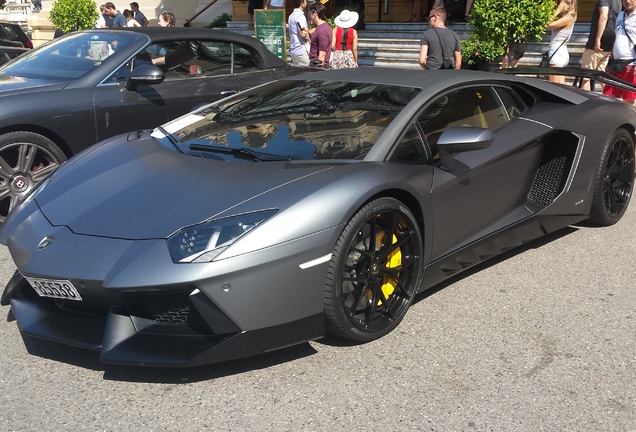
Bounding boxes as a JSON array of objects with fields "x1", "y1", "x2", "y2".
[
  {"x1": 0, "y1": 22, "x2": 23, "y2": 30},
  {"x1": 90, "y1": 27, "x2": 288, "y2": 69},
  {"x1": 290, "y1": 67, "x2": 589, "y2": 104},
  {"x1": 292, "y1": 67, "x2": 521, "y2": 88}
]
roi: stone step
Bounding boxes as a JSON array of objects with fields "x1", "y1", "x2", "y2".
[
  {"x1": 222, "y1": 21, "x2": 592, "y2": 69},
  {"x1": 362, "y1": 22, "x2": 592, "y2": 33},
  {"x1": 358, "y1": 30, "x2": 590, "y2": 43}
]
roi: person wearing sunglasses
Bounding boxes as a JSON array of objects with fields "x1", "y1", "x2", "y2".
[
  {"x1": 158, "y1": 11, "x2": 176, "y2": 27},
  {"x1": 419, "y1": 7, "x2": 461, "y2": 70}
]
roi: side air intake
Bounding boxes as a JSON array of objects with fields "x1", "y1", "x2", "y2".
[{"x1": 527, "y1": 132, "x2": 579, "y2": 206}]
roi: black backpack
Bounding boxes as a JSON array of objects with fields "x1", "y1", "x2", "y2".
[{"x1": 600, "y1": 0, "x2": 623, "y2": 48}]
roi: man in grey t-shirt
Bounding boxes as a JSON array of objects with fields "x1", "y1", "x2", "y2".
[
  {"x1": 419, "y1": 7, "x2": 462, "y2": 70},
  {"x1": 104, "y1": 2, "x2": 126, "y2": 27}
]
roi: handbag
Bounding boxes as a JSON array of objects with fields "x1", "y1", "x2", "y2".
[
  {"x1": 607, "y1": 58, "x2": 636, "y2": 74},
  {"x1": 432, "y1": 27, "x2": 455, "y2": 69},
  {"x1": 539, "y1": 38, "x2": 566, "y2": 68}
]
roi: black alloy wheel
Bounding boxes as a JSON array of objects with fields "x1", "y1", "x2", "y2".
[
  {"x1": 0, "y1": 132, "x2": 66, "y2": 224},
  {"x1": 325, "y1": 197, "x2": 423, "y2": 342},
  {"x1": 589, "y1": 128, "x2": 635, "y2": 226}
]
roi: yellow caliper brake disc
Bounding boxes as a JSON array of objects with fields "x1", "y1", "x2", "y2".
[{"x1": 370, "y1": 231, "x2": 401, "y2": 306}]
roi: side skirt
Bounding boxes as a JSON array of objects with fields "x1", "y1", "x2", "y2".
[{"x1": 419, "y1": 214, "x2": 586, "y2": 292}]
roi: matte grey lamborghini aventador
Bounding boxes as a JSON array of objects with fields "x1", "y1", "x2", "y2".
[{"x1": 0, "y1": 68, "x2": 634, "y2": 367}]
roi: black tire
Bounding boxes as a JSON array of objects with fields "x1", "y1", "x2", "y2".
[
  {"x1": 325, "y1": 197, "x2": 423, "y2": 342},
  {"x1": 0, "y1": 132, "x2": 66, "y2": 224},
  {"x1": 588, "y1": 128, "x2": 635, "y2": 226}
]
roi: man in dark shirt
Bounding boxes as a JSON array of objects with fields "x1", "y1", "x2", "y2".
[
  {"x1": 581, "y1": 0, "x2": 622, "y2": 90},
  {"x1": 308, "y1": 3, "x2": 332, "y2": 67},
  {"x1": 130, "y1": 2, "x2": 148, "y2": 26},
  {"x1": 104, "y1": 2, "x2": 127, "y2": 28},
  {"x1": 419, "y1": 7, "x2": 462, "y2": 70}
]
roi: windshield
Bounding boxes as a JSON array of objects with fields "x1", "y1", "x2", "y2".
[
  {"x1": 154, "y1": 80, "x2": 420, "y2": 161},
  {"x1": 0, "y1": 31, "x2": 141, "y2": 80}
]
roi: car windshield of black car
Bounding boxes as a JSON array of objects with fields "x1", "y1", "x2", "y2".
[
  {"x1": 0, "y1": 32, "x2": 140, "y2": 80},
  {"x1": 152, "y1": 80, "x2": 421, "y2": 161}
]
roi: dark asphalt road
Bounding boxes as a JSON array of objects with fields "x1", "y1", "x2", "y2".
[{"x1": 0, "y1": 206, "x2": 634, "y2": 430}]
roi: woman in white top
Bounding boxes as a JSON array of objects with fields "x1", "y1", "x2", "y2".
[
  {"x1": 124, "y1": 9, "x2": 142, "y2": 27},
  {"x1": 546, "y1": 0, "x2": 577, "y2": 84}
]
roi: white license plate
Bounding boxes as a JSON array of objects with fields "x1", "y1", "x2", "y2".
[{"x1": 26, "y1": 277, "x2": 82, "y2": 301}]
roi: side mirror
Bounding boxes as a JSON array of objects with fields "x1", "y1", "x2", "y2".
[
  {"x1": 437, "y1": 127, "x2": 494, "y2": 171},
  {"x1": 125, "y1": 64, "x2": 165, "y2": 91}
]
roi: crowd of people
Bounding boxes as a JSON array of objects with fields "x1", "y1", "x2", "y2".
[
  {"x1": 65, "y1": 0, "x2": 636, "y2": 102},
  {"x1": 94, "y1": 2, "x2": 150, "y2": 28},
  {"x1": 288, "y1": 1, "x2": 359, "y2": 69},
  {"x1": 541, "y1": 0, "x2": 636, "y2": 105},
  {"x1": 94, "y1": 2, "x2": 173, "y2": 28},
  {"x1": 412, "y1": 0, "x2": 636, "y2": 105}
]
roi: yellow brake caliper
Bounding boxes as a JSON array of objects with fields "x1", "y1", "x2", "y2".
[{"x1": 373, "y1": 232, "x2": 401, "y2": 306}]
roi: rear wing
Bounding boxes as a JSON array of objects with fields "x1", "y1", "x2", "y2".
[{"x1": 496, "y1": 66, "x2": 636, "y2": 93}]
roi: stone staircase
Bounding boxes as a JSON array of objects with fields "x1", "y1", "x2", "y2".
[
  {"x1": 225, "y1": 21, "x2": 592, "y2": 70},
  {"x1": 357, "y1": 22, "x2": 591, "y2": 69}
]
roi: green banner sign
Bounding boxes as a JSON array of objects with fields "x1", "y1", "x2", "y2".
[{"x1": 255, "y1": 9, "x2": 286, "y2": 60}]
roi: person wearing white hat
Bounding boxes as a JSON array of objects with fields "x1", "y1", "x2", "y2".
[{"x1": 330, "y1": 9, "x2": 359, "y2": 68}]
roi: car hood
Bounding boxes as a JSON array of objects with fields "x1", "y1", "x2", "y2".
[
  {"x1": 0, "y1": 75, "x2": 69, "y2": 94},
  {"x1": 35, "y1": 135, "x2": 335, "y2": 240}
]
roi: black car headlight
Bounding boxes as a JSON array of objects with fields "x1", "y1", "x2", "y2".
[{"x1": 167, "y1": 210, "x2": 277, "y2": 263}]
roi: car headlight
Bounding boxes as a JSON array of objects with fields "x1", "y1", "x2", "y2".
[{"x1": 167, "y1": 210, "x2": 277, "y2": 263}]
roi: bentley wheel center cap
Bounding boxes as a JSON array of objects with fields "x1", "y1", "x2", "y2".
[{"x1": 11, "y1": 176, "x2": 29, "y2": 193}]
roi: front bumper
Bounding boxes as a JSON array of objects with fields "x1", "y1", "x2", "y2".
[
  {"x1": 1, "y1": 206, "x2": 338, "y2": 367},
  {"x1": 8, "y1": 280, "x2": 323, "y2": 367}
]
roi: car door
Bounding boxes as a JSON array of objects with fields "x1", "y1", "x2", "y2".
[
  {"x1": 92, "y1": 39, "x2": 250, "y2": 141},
  {"x1": 421, "y1": 85, "x2": 553, "y2": 260}
]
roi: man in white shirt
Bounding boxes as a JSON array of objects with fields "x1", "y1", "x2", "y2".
[
  {"x1": 603, "y1": 0, "x2": 636, "y2": 104},
  {"x1": 288, "y1": 0, "x2": 310, "y2": 65}
]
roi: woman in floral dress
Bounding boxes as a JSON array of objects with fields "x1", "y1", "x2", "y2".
[{"x1": 330, "y1": 10, "x2": 359, "y2": 69}]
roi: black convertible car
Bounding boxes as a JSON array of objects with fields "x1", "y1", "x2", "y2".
[
  {"x1": 0, "y1": 68, "x2": 634, "y2": 367},
  {"x1": 0, "y1": 46, "x2": 27, "y2": 66},
  {"x1": 0, "y1": 27, "x2": 313, "y2": 223}
]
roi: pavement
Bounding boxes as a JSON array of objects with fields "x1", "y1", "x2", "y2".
[{"x1": 0, "y1": 204, "x2": 635, "y2": 430}]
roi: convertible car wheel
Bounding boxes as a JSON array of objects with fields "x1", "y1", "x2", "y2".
[
  {"x1": 0, "y1": 132, "x2": 66, "y2": 223},
  {"x1": 325, "y1": 198, "x2": 423, "y2": 342},
  {"x1": 589, "y1": 128, "x2": 635, "y2": 226}
]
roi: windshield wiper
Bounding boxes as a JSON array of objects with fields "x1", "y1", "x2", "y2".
[
  {"x1": 157, "y1": 126, "x2": 184, "y2": 154},
  {"x1": 189, "y1": 144, "x2": 291, "y2": 162}
]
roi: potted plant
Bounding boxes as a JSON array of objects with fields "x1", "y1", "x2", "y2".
[
  {"x1": 49, "y1": 0, "x2": 99, "y2": 33},
  {"x1": 463, "y1": 0, "x2": 555, "y2": 69},
  {"x1": 231, "y1": 0, "x2": 251, "y2": 22},
  {"x1": 461, "y1": 37, "x2": 503, "y2": 70}
]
